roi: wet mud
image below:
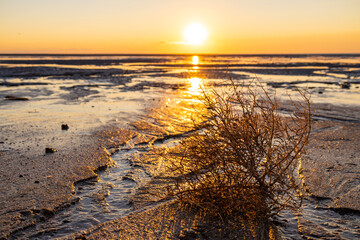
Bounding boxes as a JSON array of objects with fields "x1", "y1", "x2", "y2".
[{"x1": 1, "y1": 54, "x2": 360, "y2": 239}]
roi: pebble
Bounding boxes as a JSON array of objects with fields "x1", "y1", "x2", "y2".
[
  {"x1": 340, "y1": 82, "x2": 351, "y2": 89},
  {"x1": 61, "y1": 124, "x2": 69, "y2": 130},
  {"x1": 5, "y1": 95, "x2": 29, "y2": 101},
  {"x1": 45, "y1": 148, "x2": 57, "y2": 154}
]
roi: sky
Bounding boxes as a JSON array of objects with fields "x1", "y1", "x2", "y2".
[{"x1": 0, "y1": 0, "x2": 359, "y2": 54}]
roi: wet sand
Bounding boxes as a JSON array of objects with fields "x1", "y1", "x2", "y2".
[
  {"x1": 1, "y1": 54, "x2": 360, "y2": 239},
  {"x1": 1, "y1": 99, "x2": 360, "y2": 240},
  {"x1": 58, "y1": 103, "x2": 359, "y2": 240},
  {"x1": 0, "y1": 121, "x2": 133, "y2": 238},
  {"x1": 0, "y1": 78, "x2": 202, "y2": 238}
]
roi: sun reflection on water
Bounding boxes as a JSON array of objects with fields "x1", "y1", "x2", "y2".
[
  {"x1": 188, "y1": 77, "x2": 203, "y2": 94},
  {"x1": 192, "y1": 56, "x2": 199, "y2": 65}
]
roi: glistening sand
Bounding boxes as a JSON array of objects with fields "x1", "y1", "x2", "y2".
[{"x1": 0, "y1": 54, "x2": 359, "y2": 239}]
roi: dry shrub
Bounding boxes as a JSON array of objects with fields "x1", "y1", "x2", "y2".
[{"x1": 162, "y1": 80, "x2": 311, "y2": 222}]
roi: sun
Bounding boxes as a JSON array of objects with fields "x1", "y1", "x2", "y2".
[{"x1": 184, "y1": 23, "x2": 208, "y2": 45}]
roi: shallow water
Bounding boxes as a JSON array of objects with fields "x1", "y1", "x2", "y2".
[
  {"x1": 279, "y1": 199, "x2": 360, "y2": 239},
  {"x1": 1, "y1": 54, "x2": 360, "y2": 110},
  {"x1": 12, "y1": 148, "x2": 147, "y2": 239}
]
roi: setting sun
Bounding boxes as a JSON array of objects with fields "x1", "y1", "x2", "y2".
[{"x1": 184, "y1": 23, "x2": 208, "y2": 45}]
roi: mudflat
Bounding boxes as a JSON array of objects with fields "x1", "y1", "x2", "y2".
[
  {"x1": 65, "y1": 103, "x2": 360, "y2": 240},
  {"x1": 1, "y1": 54, "x2": 359, "y2": 239}
]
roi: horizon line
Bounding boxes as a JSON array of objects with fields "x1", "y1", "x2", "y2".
[{"x1": 1, "y1": 53, "x2": 360, "y2": 56}]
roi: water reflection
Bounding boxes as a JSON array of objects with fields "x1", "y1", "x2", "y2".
[
  {"x1": 188, "y1": 77, "x2": 203, "y2": 94},
  {"x1": 192, "y1": 66, "x2": 199, "y2": 70},
  {"x1": 192, "y1": 55, "x2": 199, "y2": 65}
]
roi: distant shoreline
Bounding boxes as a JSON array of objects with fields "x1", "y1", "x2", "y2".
[{"x1": 1, "y1": 53, "x2": 360, "y2": 57}]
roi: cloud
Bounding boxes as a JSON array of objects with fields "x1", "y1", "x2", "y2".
[{"x1": 160, "y1": 40, "x2": 189, "y2": 45}]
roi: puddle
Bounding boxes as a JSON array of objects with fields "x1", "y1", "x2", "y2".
[{"x1": 12, "y1": 148, "x2": 150, "y2": 239}]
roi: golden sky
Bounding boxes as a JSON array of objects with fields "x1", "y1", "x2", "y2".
[{"x1": 1, "y1": 0, "x2": 359, "y2": 54}]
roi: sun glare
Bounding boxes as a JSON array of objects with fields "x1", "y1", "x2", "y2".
[
  {"x1": 184, "y1": 24, "x2": 208, "y2": 45},
  {"x1": 188, "y1": 77, "x2": 203, "y2": 93},
  {"x1": 192, "y1": 55, "x2": 199, "y2": 65}
]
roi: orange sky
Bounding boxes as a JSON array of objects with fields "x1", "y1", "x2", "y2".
[{"x1": 1, "y1": 0, "x2": 359, "y2": 54}]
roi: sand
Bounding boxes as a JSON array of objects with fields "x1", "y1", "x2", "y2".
[
  {"x1": 1, "y1": 54, "x2": 359, "y2": 239},
  {"x1": 62, "y1": 115, "x2": 359, "y2": 240},
  {"x1": 1, "y1": 98, "x2": 360, "y2": 239},
  {"x1": 0, "y1": 121, "x2": 132, "y2": 238}
]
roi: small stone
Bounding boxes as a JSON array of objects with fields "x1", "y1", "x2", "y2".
[
  {"x1": 34, "y1": 180, "x2": 39, "y2": 184},
  {"x1": 5, "y1": 95, "x2": 29, "y2": 101},
  {"x1": 340, "y1": 82, "x2": 351, "y2": 89},
  {"x1": 19, "y1": 174, "x2": 23, "y2": 178},
  {"x1": 45, "y1": 148, "x2": 57, "y2": 154},
  {"x1": 61, "y1": 124, "x2": 69, "y2": 130}
]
